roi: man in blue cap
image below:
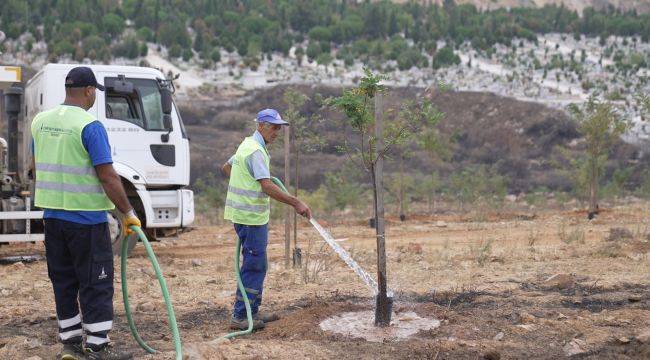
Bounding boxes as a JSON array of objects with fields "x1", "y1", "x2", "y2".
[
  {"x1": 221, "y1": 108, "x2": 311, "y2": 330},
  {"x1": 32, "y1": 66, "x2": 139, "y2": 359}
]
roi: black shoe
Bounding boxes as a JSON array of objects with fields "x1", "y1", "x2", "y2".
[
  {"x1": 84, "y1": 344, "x2": 132, "y2": 360},
  {"x1": 60, "y1": 343, "x2": 86, "y2": 360},
  {"x1": 230, "y1": 316, "x2": 265, "y2": 330}
]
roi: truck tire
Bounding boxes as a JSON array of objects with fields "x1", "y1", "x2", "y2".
[{"x1": 108, "y1": 209, "x2": 137, "y2": 257}]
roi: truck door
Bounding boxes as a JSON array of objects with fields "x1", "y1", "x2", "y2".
[{"x1": 97, "y1": 75, "x2": 183, "y2": 186}]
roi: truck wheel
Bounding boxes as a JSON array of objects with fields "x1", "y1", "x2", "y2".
[{"x1": 108, "y1": 209, "x2": 137, "y2": 257}]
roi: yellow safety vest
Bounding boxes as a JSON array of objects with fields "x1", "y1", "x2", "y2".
[
  {"x1": 223, "y1": 137, "x2": 270, "y2": 225},
  {"x1": 31, "y1": 105, "x2": 114, "y2": 211}
]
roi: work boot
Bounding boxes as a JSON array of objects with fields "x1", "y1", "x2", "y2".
[
  {"x1": 229, "y1": 316, "x2": 265, "y2": 330},
  {"x1": 84, "y1": 344, "x2": 132, "y2": 360},
  {"x1": 253, "y1": 312, "x2": 280, "y2": 323},
  {"x1": 60, "y1": 343, "x2": 86, "y2": 360}
]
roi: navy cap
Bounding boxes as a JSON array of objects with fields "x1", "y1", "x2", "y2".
[
  {"x1": 65, "y1": 66, "x2": 105, "y2": 91},
  {"x1": 255, "y1": 109, "x2": 289, "y2": 125}
]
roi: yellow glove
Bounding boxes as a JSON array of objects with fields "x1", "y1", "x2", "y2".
[{"x1": 123, "y1": 209, "x2": 141, "y2": 235}]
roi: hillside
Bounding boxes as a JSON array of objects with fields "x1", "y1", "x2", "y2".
[
  {"x1": 2, "y1": 0, "x2": 648, "y2": 70},
  {"x1": 179, "y1": 85, "x2": 646, "y2": 196},
  {"x1": 426, "y1": 0, "x2": 650, "y2": 14}
]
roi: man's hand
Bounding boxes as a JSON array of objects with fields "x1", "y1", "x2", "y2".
[
  {"x1": 123, "y1": 209, "x2": 141, "y2": 235},
  {"x1": 294, "y1": 200, "x2": 312, "y2": 219},
  {"x1": 259, "y1": 178, "x2": 312, "y2": 219}
]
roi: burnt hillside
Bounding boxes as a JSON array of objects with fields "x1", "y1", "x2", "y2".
[{"x1": 179, "y1": 85, "x2": 642, "y2": 194}]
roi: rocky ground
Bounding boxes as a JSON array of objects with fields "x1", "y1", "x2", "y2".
[{"x1": 1, "y1": 202, "x2": 649, "y2": 359}]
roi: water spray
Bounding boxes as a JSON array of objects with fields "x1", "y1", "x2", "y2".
[{"x1": 272, "y1": 177, "x2": 394, "y2": 321}]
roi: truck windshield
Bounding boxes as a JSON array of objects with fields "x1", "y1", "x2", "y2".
[{"x1": 105, "y1": 77, "x2": 165, "y2": 130}]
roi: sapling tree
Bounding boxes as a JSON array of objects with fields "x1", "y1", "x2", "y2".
[
  {"x1": 415, "y1": 95, "x2": 449, "y2": 214},
  {"x1": 327, "y1": 68, "x2": 430, "y2": 326},
  {"x1": 418, "y1": 171, "x2": 441, "y2": 213},
  {"x1": 569, "y1": 98, "x2": 629, "y2": 216},
  {"x1": 390, "y1": 99, "x2": 446, "y2": 219}
]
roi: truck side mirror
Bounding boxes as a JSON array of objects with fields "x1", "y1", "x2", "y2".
[
  {"x1": 161, "y1": 114, "x2": 173, "y2": 143},
  {"x1": 161, "y1": 88, "x2": 172, "y2": 115}
]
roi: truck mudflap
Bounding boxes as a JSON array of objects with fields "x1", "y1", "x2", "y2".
[{"x1": 135, "y1": 188, "x2": 194, "y2": 228}]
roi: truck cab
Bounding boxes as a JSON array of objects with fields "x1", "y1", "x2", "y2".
[{"x1": 4, "y1": 64, "x2": 195, "y2": 254}]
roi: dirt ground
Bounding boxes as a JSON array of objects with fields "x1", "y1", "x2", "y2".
[{"x1": 1, "y1": 203, "x2": 649, "y2": 359}]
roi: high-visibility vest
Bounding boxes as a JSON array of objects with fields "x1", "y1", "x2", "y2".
[
  {"x1": 31, "y1": 105, "x2": 114, "y2": 211},
  {"x1": 224, "y1": 137, "x2": 270, "y2": 225}
]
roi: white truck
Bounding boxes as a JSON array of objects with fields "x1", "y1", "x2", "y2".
[{"x1": 0, "y1": 64, "x2": 194, "y2": 255}]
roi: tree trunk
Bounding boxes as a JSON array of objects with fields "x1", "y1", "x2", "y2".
[
  {"x1": 589, "y1": 156, "x2": 598, "y2": 214},
  {"x1": 293, "y1": 148, "x2": 300, "y2": 266},
  {"x1": 429, "y1": 172, "x2": 434, "y2": 214},
  {"x1": 399, "y1": 154, "x2": 405, "y2": 218},
  {"x1": 373, "y1": 94, "x2": 390, "y2": 326}
]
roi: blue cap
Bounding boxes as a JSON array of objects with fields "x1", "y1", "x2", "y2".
[
  {"x1": 256, "y1": 109, "x2": 289, "y2": 125},
  {"x1": 65, "y1": 66, "x2": 105, "y2": 91}
]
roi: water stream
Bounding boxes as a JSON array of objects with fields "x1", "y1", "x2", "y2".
[{"x1": 309, "y1": 218, "x2": 394, "y2": 298}]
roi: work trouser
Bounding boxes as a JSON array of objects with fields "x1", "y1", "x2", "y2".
[
  {"x1": 232, "y1": 223, "x2": 268, "y2": 319},
  {"x1": 44, "y1": 218, "x2": 114, "y2": 350}
]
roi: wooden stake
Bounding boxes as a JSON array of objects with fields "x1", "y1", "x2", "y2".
[
  {"x1": 284, "y1": 125, "x2": 291, "y2": 269},
  {"x1": 293, "y1": 145, "x2": 299, "y2": 266},
  {"x1": 374, "y1": 93, "x2": 390, "y2": 326}
]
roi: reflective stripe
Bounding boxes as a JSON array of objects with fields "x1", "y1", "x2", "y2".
[
  {"x1": 83, "y1": 320, "x2": 113, "y2": 333},
  {"x1": 225, "y1": 199, "x2": 267, "y2": 213},
  {"x1": 228, "y1": 185, "x2": 268, "y2": 199},
  {"x1": 244, "y1": 287, "x2": 259, "y2": 295},
  {"x1": 36, "y1": 162, "x2": 95, "y2": 176},
  {"x1": 86, "y1": 335, "x2": 109, "y2": 345},
  {"x1": 59, "y1": 329, "x2": 83, "y2": 340},
  {"x1": 36, "y1": 181, "x2": 104, "y2": 194},
  {"x1": 58, "y1": 314, "x2": 81, "y2": 328}
]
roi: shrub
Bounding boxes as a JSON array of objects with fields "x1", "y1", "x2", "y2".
[
  {"x1": 210, "y1": 48, "x2": 221, "y2": 62},
  {"x1": 52, "y1": 39, "x2": 75, "y2": 56},
  {"x1": 113, "y1": 36, "x2": 139, "y2": 59},
  {"x1": 168, "y1": 44, "x2": 182, "y2": 58},
  {"x1": 102, "y1": 13, "x2": 125, "y2": 38},
  {"x1": 136, "y1": 27, "x2": 154, "y2": 42},
  {"x1": 182, "y1": 48, "x2": 193, "y2": 61},
  {"x1": 432, "y1": 45, "x2": 460, "y2": 69}
]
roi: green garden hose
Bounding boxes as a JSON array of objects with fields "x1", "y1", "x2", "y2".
[
  {"x1": 271, "y1": 176, "x2": 289, "y2": 193},
  {"x1": 219, "y1": 176, "x2": 288, "y2": 340},
  {"x1": 220, "y1": 235, "x2": 254, "y2": 339},
  {"x1": 121, "y1": 225, "x2": 182, "y2": 360}
]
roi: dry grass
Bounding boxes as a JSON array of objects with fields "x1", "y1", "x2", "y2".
[
  {"x1": 471, "y1": 238, "x2": 494, "y2": 266},
  {"x1": 557, "y1": 220, "x2": 586, "y2": 245},
  {"x1": 301, "y1": 237, "x2": 336, "y2": 284},
  {"x1": 527, "y1": 226, "x2": 540, "y2": 247},
  {"x1": 2, "y1": 203, "x2": 649, "y2": 359}
]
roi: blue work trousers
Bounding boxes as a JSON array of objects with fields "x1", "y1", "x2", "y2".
[
  {"x1": 232, "y1": 223, "x2": 268, "y2": 319},
  {"x1": 44, "y1": 218, "x2": 114, "y2": 348}
]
